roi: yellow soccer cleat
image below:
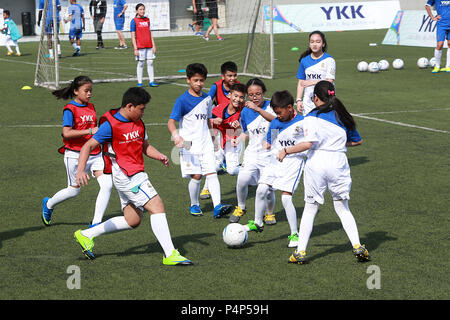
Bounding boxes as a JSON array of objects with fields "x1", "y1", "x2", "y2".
[
  {"x1": 199, "y1": 188, "x2": 211, "y2": 200},
  {"x1": 431, "y1": 66, "x2": 441, "y2": 73},
  {"x1": 353, "y1": 244, "x2": 370, "y2": 262},
  {"x1": 263, "y1": 213, "x2": 277, "y2": 225},
  {"x1": 229, "y1": 206, "x2": 246, "y2": 223},
  {"x1": 288, "y1": 250, "x2": 307, "y2": 264}
]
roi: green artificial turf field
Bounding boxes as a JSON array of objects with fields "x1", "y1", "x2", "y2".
[{"x1": 0, "y1": 29, "x2": 448, "y2": 303}]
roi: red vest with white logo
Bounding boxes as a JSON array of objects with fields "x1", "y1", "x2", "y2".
[
  {"x1": 58, "y1": 103, "x2": 101, "y2": 155},
  {"x1": 100, "y1": 108, "x2": 146, "y2": 177},
  {"x1": 212, "y1": 102, "x2": 242, "y2": 148},
  {"x1": 134, "y1": 16, "x2": 153, "y2": 49}
]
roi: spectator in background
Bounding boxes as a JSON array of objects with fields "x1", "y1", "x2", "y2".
[
  {"x1": 113, "y1": 0, "x2": 128, "y2": 49},
  {"x1": 203, "y1": 0, "x2": 223, "y2": 41},
  {"x1": 189, "y1": 0, "x2": 204, "y2": 36},
  {"x1": 89, "y1": 0, "x2": 107, "y2": 49}
]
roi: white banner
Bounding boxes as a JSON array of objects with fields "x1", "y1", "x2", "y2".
[
  {"x1": 34, "y1": 0, "x2": 169, "y2": 35},
  {"x1": 264, "y1": 1, "x2": 400, "y2": 33},
  {"x1": 382, "y1": 10, "x2": 448, "y2": 48}
]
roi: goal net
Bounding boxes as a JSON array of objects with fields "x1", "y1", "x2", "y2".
[{"x1": 34, "y1": 0, "x2": 274, "y2": 89}]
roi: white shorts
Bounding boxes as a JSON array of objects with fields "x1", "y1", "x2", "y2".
[
  {"x1": 180, "y1": 148, "x2": 217, "y2": 178},
  {"x1": 214, "y1": 141, "x2": 243, "y2": 175},
  {"x1": 135, "y1": 48, "x2": 155, "y2": 61},
  {"x1": 238, "y1": 152, "x2": 271, "y2": 186},
  {"x1": 117, "y1": 179, "x2": 158, "y2": 211},
  {"x1": 259, "y1": 156, "x2": 305, "y2": 194},
  {"x1": 303, "y1": 150, "x2": 352, "y2": 204},
  {"x1": 64, "y1": 153, "x2": 104, "y2": 186}
]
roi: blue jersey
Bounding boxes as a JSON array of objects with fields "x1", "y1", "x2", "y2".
[
  {"x1": 68, "y1": 4, "x2": 84, "y2": 30},
  {"x1": 114, "y1": 0, "x2": 127, "y2": 17},
  {"x1": 427, "y1": 0, "x2": 450, "y2": 27},
  {"x1": 39, "y1": 0, "x2": 61, "y2": 22},
  {"x1": 62, "y1": 100, "x2": 86, "y2": 127}
]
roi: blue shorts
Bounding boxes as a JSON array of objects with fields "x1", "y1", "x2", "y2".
[
  {"x1": 114, "y1": 16, "x2": 125, "y2": 31},
  {"x1": 436, "y1": 25, "x2": 450, "y2": 43},
  {"x1": 69, "y1": 28, "x2": 83, "y2": 40},
  {"x1": 44, "y1": 20, "x2": 60, "y2": 35}
]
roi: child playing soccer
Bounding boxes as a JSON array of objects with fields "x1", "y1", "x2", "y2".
[
  {"x1": 64, "y1": 0, "x2": 85, "y2": 57},
  {"x1": 167, "y1": 63, "x2": 233, "y2": 218},
  {"x1": 131, "y1": 3, "x2": 158, "y2": 87},
  {"x1": 74, "y1": 87, "x2": 193, "y2": 265},
  {"x1": 244, "y1": 90, "x2": 306, "y2": 248},
  {"x1": 1, "y1": 10, "x2": 22, "y2": 56},
  {"x1": 41, "y1": 76, "x2": 113, "y2": 228},
  {"x1": 38, "y1": 0, "x2": 62, "y2": 59}
]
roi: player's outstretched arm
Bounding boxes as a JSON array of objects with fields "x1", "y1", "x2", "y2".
[
  {"x1": 167, "y1": 118, "x2": 184, "y2": 147},
  {"x1": 277, "y1": 141, "x2": 312, "y2": 162},
  {"x1": 143, "y1": 140, "x2": 169, "y2": 167}
]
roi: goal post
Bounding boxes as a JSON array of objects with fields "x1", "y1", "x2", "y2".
[{"x1": 34, "y1": 0, "x2": 274, "y2": 89}]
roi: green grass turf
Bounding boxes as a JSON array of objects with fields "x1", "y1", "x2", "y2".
[{"x1": 0, "y1": 29, "x2": 449, "y2": 301}]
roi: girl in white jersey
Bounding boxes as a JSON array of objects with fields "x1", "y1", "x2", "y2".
[
  {"x1": 296, "y1": 31, "x2": 336, "y2": 116},
  {"x1": 280, "y1": 81, "x2": 370, "y2": 264}
]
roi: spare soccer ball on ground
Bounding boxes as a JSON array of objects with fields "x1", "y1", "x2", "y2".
[
  {"x1": 223, "y1": 223, "x2": 248, "y2": 248},
  {"x1": 378, "y1": 59, "x2": 389, "y2": 71},
  {"x1": 417, "y1": 57, "x2": 429, "y2": 68},
  {"x1": 357, "y1": 61, "x2": 368, "y2": 72},
  {"x1": 368, "y1": 62, "x2": 380, "y2": 73},
  {"x1": 392, "y1": 59, "x2": 404, "y2": 69}
]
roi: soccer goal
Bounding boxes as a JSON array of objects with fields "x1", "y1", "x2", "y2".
[{"x1": 34, "y1": 0, "x2": 274, "y2": 89}]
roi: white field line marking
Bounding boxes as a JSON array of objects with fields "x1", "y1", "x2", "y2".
[{"x1": 357, "y1": 108, "x2": 450, "y2": 115}]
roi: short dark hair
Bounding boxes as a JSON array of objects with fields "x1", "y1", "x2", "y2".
[
  {"x1": 221, "y1": 61, "x2": 237, "y2": 74},
  {"x1": 4, "y1": 10, "x2": 10, "y2": 16},
  {"x1": 246, "y1": 78, "x2": 267, "y2": 93},
  {"x1": 121, "y1": 87, "x2": 151, "y2": 107},
  {"x1": 270, "y1": 90, "x2": 294, "y2": 109},
  {"x1": 135, "y1": 3, "x2": 145, "y2": 10},
  {"x1": 230, "y1": 83, "x2": 246, "y2": 95},
  {"x1": 186, "y1": 63, "x2": 208, "y2": 79}
]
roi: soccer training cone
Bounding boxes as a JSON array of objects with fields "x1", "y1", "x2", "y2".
[{"x1": 21, "y1": 86, "x2": 32, "y2": 90}]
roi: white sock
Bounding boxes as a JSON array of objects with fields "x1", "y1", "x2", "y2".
[
  {"x1": 137, "y1": 60, "x2": 144, "y2": 84},
  {"x1": 91, "y1": 174, "x2": 113, "y2": 225},
  {"x1": 435, "y1": 49, "x2": 442, "y2": 68},
  {"x1": 150, "y1": 213, "x2": 175, "y2": 258},
  {"x1": 202, "y1": 178, "x2": 208, "y2": 191},
  {"x1": 14, "y1": 43, "x2": 20, "y2": 54},
  {"x1": 254, "y1": 184, "x2": 269, "y2": 226},
  {"x1": 206, "y1": 174, "x2": 221, "y2": 207},
  {"x1": 47, "y1": 186, "x2": 80, "y2": 209},
  {"x1": 49, "y1": 48, "x2": 54, "y2": 58},
  {"x1": 236, "y1": 171, "x2": 252, "y2": 209},
  {"x1": 57, "y1": 44, "x2": 61, "y2": 55},
  {"x1": 81, "y1": 216, "x2": 132, "y2": 240},
  {"x1": 333, "y1": 200, "x2": 361, "y2": 247},
  {"x1": 297, "y1": 202, "x2": 319, "y2": 252},
  {"x1": 282, "y1": 194, "x2": 298, "y2": 235},
  {"x1": 72, "y1": 43, "x2": 77, "y2": 50},
  {"x1": 188, "y1": 178, "x2": 201, "y2": 206},
  {"x1": 446, "y1": 49, "x2": 450, "y2": 68},
  {"x1": 266, "y1": 188, "x2": 276, "y2": 214},
  {"x1": 147, "y1": 59, "x2": 154, "y2": 82}
]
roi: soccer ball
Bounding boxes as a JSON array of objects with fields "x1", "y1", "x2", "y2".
[
  {"x1": 223, "y1": 223, "x2": 248, "y2": 248},
  {"x1": 357, "y1": 61, "x2": 368, "y2": 72},
  {"x1": 417, "y1": 57, "x2": 429, "y2": 68},
  {"x1": 378, "y1": 59, "x2": 389, "y2": 71},
  {"x1": 429, "y1": 57, "x2": 437, "y2": 67},
  {"x1": 392, "y1": 59, "x2": 404, "y2": 69},
  {"x1": 368, "y1": 62, "x2": 380, "y2": 73}
]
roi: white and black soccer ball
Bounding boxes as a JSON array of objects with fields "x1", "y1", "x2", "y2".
[
  {"x1": 392, "y1": 59, "x2": 404, "y2": 69},
  {"x1": 223, "y1": 223, "x2": 248, "y2": 248},
  {"x1": 417, "y1": 57, "x2": 429, "y2": 68},
  {"x1": 357, "y1": 61, "x2": 368, "y2": 72},
  {"x1": 429, "y1": 57, "x2": 437, "y2": 68},
  {"x1": 378, "y1": 59, "x2": 389, "y2": 71},
  {"x1": 368, "y1": 62, "x2": 380, "y2": 73}
]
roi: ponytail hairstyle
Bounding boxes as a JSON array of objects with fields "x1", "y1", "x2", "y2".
[
  {"x1": 313, "y1": 80, "x2": 356, "y2": 131},
  {"x1": 246, "y1": 77, "x2": 267, "y2": 94},
  {"x1": 52, "y1": 75, "x2": 93, "y2": 100},
  {"x1": 299, "y1": 30, "x2": 328, "y2": 62},
  {"x1": 135, "y1": 3, "x2": 145, "y2": 16}
]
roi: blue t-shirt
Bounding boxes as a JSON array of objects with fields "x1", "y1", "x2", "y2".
[
  {"x1": 266, "y1": 114, "x2": 304, "y2": 145},
  {"x1": 427, "y1": 0, "x2": 450, "y2": 27},
  {"x1": 93, "y1": 111, "x2": 129, "y2": 144},
  {"x1": 207, "y1": 82, "x2": 230, "y2": 103},
  {"x1": 130, "y1": 17, "x2": 151, "y2": 32},
  {"x1": 169, "y1": 90, "x2": 211, "y2": 121},
  {"x1": 39, "y1": 0, "x2": 61, "y2": 22},
  {"x1": 62, "y1": 100, "x2": 87, "y2": 127},
  {"x1": 239, "y1": 100, "x2": 271, "y2": 134},
  {"x1": 68, "y1": 3, "x2": 84, "y2": 30},
  {"x1": 114, "y1": 0, "x2": 127, "y2": 17}
]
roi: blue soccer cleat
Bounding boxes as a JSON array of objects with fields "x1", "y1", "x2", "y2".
[
  {"x1": 190, "y1": 205, "x2": 203, "y2": 217},
  {"x1": 213, "y1": 204, "x2": 233, "y2": 219},
  {"x1": 41, "y1": 197, "x2": 53, "y2": 226},
  {"x1": 149, "y1": 81, "x2": 159, "y2": 87}
]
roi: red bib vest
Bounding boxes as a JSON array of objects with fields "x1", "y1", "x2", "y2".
[
  {"x1": 100, "y1": 108, "x2": 146, "y2": 177},
  {"x1": 58, "y1": 102, "x2": 101, "y2": 155},
  {"x1": 212, "y1": 102, "x2": 242, "y2": 148},
  {"x1": 213, "y1": 79, "x2": 240, "y2": 106},
  {"x1": 134, "y1": 17, "x2": 153, "y2": 49}
]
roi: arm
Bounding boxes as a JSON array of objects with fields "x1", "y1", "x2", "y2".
[
  {"x1": 62, "y1": 126, "x2": 98, "y2": 140},
  {"x1": 131, "y1": 31, "x2": 138, "y2": 56},
  {"x1": 296, "y1": 79, "x2": 305, "y2": 113},
  {"x1": 167, "y1": 118, "x2": 183, "y2": 147},
  {"x1": 119, "y1": 4, "x2": 128, "y2": 17},
  {"x1": 38, "y1": 10, "x2": 42, "y2": 26},
  {"x1": 143, "y1": 140, "x2": 169, "y2": 167},
  {"x1": 425, "y1": 4, "x2": 441, "y2": 21},
  {"x1": 245, "y1": 101, "x2": 276, "y2": 122},
  {"x1": 346, "y1": 139, "x2": 362, "y2": 147},
  {"x1": 89, "y1": 1, "x2": 93, "y2": 18},
  {"x1": 151, "y1": 31, "x2": 156, "y2": 54},
  {"x1": 277, "y1": 141, "x2": 313, "y2": 162},
  {"x1": 75, "y1": 138, "x2": 101, "y2": 186},
  {"x1": 231, "y1": 132, "x2": 247, "y2": 147},
  {"x1": 192, "y1": 0, "x2": 197, "y2": 14},
  {"x1": 82, "y1": 13, "x2": 85, "y2": 30}
]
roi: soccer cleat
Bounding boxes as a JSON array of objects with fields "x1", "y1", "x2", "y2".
[
  {"x1": 163, "y1": 249, "x2": 193, "y2": 266},
  {"x1": 88, "y1": 222, "x2": 100, "y2": 228},
  {"x1": 72, "y1": 49, "x2": 81, "y2": 57},
  {"x1": 149, "y1": 81, "x2": 159, "y2": 87},
  {"x1": 199, "y1": 189, "x2": 211, "y2": 200},
  {"x1": 229, "y1": 206, "x2": 246, "y2": 223},
  {"x1": 190, "y1": 204, "x2": 203, "y2": 217},
  {"x1": 188, "y1": 23, "x2": 194, "y2": 32},
  {"x1": 15, "y1": 52, "x2": 21, "y2": 56},
  {"x1": 195, "y1": 32, "x2": 204, "y2": 36},
  {"x1": 263, "y1": 213, "x2": 277, "y2": 225},
  {"x1": 432, "y1": 66, "x2": 441, "y2": 73},
  {"x1": 203, "y1": 35, "x2": 210, "y2": 41},
  {"x1": 353, "y1": 244, "x2": 370, "y2": 262},
  {"x1": 74, "y1": 230, "x2": 95, "y2": 260},
  {"x1": 41, "y1": 197, "x2": 53, "y2": 226},
  {"x1": 287, "y1": 233, "x2": 299, "y2": 248},
  {"x1": 217, "y1": 36, "x2": 224, "y2": 41},
  {"x1": 288, "y1": 250, "x2": 307, "y2": 264},
  {"x1": 246, "y1": 220, "x2": 264, "y2": 233},
  {"x1": 441, "y1": 67, "x2": 450, "y2": 72},
  {"x1": 7, "y1": 51, "x2": 13, "y2": 56},
  {"x1": 213, "y1": 203, "x2": 233, "y2": 219},
  {"x1": 137, "y1": 83, "x2": 143, "y2": 87}
]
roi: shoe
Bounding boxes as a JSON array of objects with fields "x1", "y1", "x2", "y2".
[
  {"x1": 213, "y1": 203, "x2": 233, "y2": 219},
  {"x1": 74, "y1": 230, "x2": 95, "y2": 260},
  {"x1": 163, "y1": 249, "x2": 193, "y2": 266},
  {"x1": 190, "y1": 204, "x2": 203, "y2": 217},
  {"x1": 72, "y1": 49, "x2": 80, "y2": 57},
  {"x1": 15, "y1": 52, "x2": 21, "y2": 56},
  {"x1": 203, "y1": 36, "x2": 210, "y2": 41},
  {"x1": 199, "y1": 189, "x2": 211, "y2": 200},
  {"x1": 188, "y1": 23, "x2": 194, "y2": 32},
  {"x1": 149, "y1": 81, "x2": 159, "y2": 87},
  {"x1": 137, "y1": 83, "x2": 143, "y2": 87},
  {"x1": 41, "y1": 197, "x2": 53, "y2": 226},
  {"x1": 88, "y1": 222, "x2": 100, "y2": 228},
  {"x1": 432, "y1": 66, "x2": 441, "y2": 73},
  {"x1": 7, "y1": 51, "x2": 13, "y2": 56},
  {"x1": 441, "y1": 67, "x2": 450, "y2": 72},
  {"x1": 229, "y1": 206, "x2": 246, "y2": 223},
  {"x1": 195, "y1": 32, "x2": 204, "y2": 36},
  {"x1": 353, "y1": 244, "x2": 370, "y2": 262},
  {"x1": 217, "y1": 36, "x2": 224, "y2": 41},
  {"x1": 121, "y1": 45, "x2": 128, "y2": 49},
  {"x1": 287, "y1": 233, "x2": 299, "y2": 248},
  {"x1": 263, "y1": 213, "x2": 277, "y2": 225},
  {"x1": 246, "y1": 220, "x2": 264, "y2": 233},
  {"x1": 288, "y1": 250, "x2": 307, "y2": 264}
]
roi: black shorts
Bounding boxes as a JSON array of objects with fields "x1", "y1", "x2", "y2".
[{"x1": 206, "y1": 0, "x2": 218, "y2": 19}]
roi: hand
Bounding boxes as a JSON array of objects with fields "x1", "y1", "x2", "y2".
[
  {"x1": 100, "y1": 17, "x2": 105, "y2": 24},
  {"x1": 159, "y1": 154, "x2": 169, "y2": 167},
  {"x1": 230, "y1": 120, "x2": 240, "y2": 129},
  {"x1": 152, "y1": 47, "x2": 156, "y2": 55},
  {"x1": 432, "y1": 15, "x2": 441, "y2": 21},
  {"x1": 134, "y1": 48, "x2": 139, "y2": 57},
  {"x1": 245, "y1": 101, "x2": 260, "y2": 111},
  {"x1": 276, "y1": 148, "x2": 287, "y2": 162},
  {"x1": 230, "y1": 138, "x2": 239, "y2": 147},
  {"x1": 92, "y1": 127, "x2": 98, "y2": 135},
  {"x1": 296, "y1": 100, "x2": 303, "y2": 114},
  {"x1": 212, "y1": 117, "x2": 223, "y2": 126},
  {"x1": 75, "y1": 170, "x2": 90, "y2": 187},
  {"x1": 172, "y1": 134, "x2": 184, "y2": 148}
]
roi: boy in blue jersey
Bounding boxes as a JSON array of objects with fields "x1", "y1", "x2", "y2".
[
  {"x1": 426, "y1": 0, "x2": 450, "y2": 72},
  {"x1": 113, "y1": 0, "x2": 128, "y2": 49},
  {"x1": 65, "y1": 0, "x2": 85, "y2": 57},
  {"x1": 38, "y1": 0, "x2": 62, "y2": 58},
  {"x1": 245, "y1": 90, "x2": 306, "y2": 248},
  {"x1": 167, "y1": 63, "x2": 233, "y2": 219}
]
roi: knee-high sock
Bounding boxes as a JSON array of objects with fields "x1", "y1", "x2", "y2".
[
  {"x1": 266, "y1": 188, "x2": 275, "y2": 214},
  {"x1": 254, "y1": 184, "x2": 269, "y2": 226},
  {"x1": 333, "y1": 200, "x2": 361, "y2": 247},
  {"x1": 150, "y1": 213, "x2": 176, "y2": 258},
  {"x1": 137, "y1": 60, "x2": 144, "y2": 84},
  {"x1": 147, "y1": 59, "x2": 154, "y2": 83},
  {"x1": 81, "y1": 216, "x2": 132, "y2": 240},
  {"x1": 236, "y1": 171, "x2": 252, "y2": 209},
  {"x1": 297, "y1": 202, "x2": 319, "y2": 252},
  {"x1": 282, "y1": 194, "x2": 297, "y2": 235},
  {"x1": 188, "y1": 178, "x2": 201, "y2": 206},
  {"x1": 91, "y1": 174, "x2": 113, "y2": 225},
  {"x1": 446, "y1": 49, "x2": 450, "y2": 68},
  {"x1": 47, "y1": 186, "x2": 80, "y2": 209},
  {"x1": 206, "y1": 174, "x2": 221, "y2": 207},
  {"x1": 435, "y1": 49, "x2": 442, "y2": 68}
]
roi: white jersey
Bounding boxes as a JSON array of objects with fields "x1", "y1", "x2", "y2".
[{"x1": 297, "y1": 52, "x2": 336, "y2": 115}]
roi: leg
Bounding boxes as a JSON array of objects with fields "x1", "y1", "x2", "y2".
[{"x1": 91, "y1": 171, "x2": 113, "y2": 226}]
